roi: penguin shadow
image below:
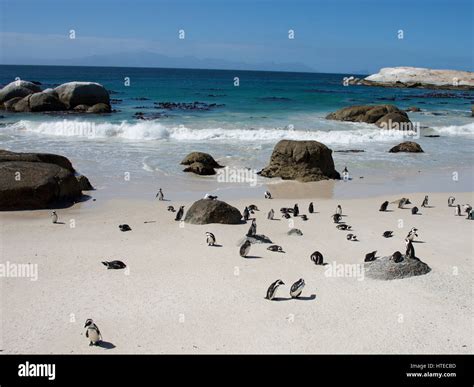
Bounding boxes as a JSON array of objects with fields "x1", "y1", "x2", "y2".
[
  {"x1": 53, "y1": 221, "x2": 66, "y2": 225},
  {"x1": 381, "y1": 209, "x2": 394, "y2": 212},
  {"x1": 422, "y1": 205, "x2": 435, "y2": 208},
  {"x1": 272, "y1": 294, "x2": 316, "y2": 302},
  {"x1": 209, "y1": 244, "x2": 223, "y2": 247},
  {"x1": 96, "y1": 340, "x2": 116, "y2": 350},
  {"x1": 412, "y1": 240, "x2": 426, "y2": 244},
  {"x1": 245, "y1": 255, "x2": 262, "y2": 259}
]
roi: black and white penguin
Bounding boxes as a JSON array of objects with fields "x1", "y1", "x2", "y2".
[
  {"x1": 293, "y1": 204, "x2": 299, "y2": 217},
  {"x1": 332, "y1": 213, "x2": 342, "y2": 223},
  {"x1": 300, "y1": 214, "x2": 308, "y2": 221},
  {"x1": 267, "y1": 245, "x2": 283, "y2": 252},
  {"x1": 239, "y1": 240, "x2": 251, "y2": 257},
  {"x1": 290, "y1": 278, "x2": 305, "y2": 298},
  {"x1": 102, "y1": 260, "x2": 127, "y2": 269},
  {"x1": 206, "y1": 232, "x2": 216, "y2": 246},
  {"x1": 392, "y1": 198, "x2": 410, "y2": 209},
  {"x1": 204, "y1": 193, "x2": 218, "y2": 200},
  {"x1": 467, "y1": 209, "x2": 474, "y2": 220},
  {"x1": 282, "y1": 213, "x2": 291, "y2": 219},
  {"x1": 310, "y1": 251, "x2": 324, "y2": 265},
  {"x1": 264, "y1": 191, "x2": 272, "y2": 199},
  {"x1": 390, "y1": 251, "x2": 404, "y2": 263},
  {"x1": 336, "y1": 224, "x2": 351, "y2": 231},
  {"x1": 84, "y1": 319, "x2": 102, "y2": 346},
  {"x1": 364, "y1": 251, "x2": 377, "y2": 262},
  {"x1": 411, "y1": 206, "x2": 419, "y2": 215},
  {"x1": 243, "y1": 207, "x2": 250, "y2": 221},
  {"x1": 448, "y1": 196, "x2": 455, "y2": 207},
  {"x1": 265, "y1": 279, "x2": 285, "y2": 300},
  {"x1": 336, "y1": 205, "x2": 342, "y2": 215},
  {"x1": 421, "y1": 195, "x2": 429, "y2": 208},
  {"x1": 248, "y1": 204, "x2": 259, "y2": 211},
  {"x1": 406, "y1": 227, "x2": 418, "y2": 241},
  {"x1": 308, "y1": 202, "x2": 314, "y2": 214},
  {"x1": 175, "y1": 206, "x2": 184, "y2": 221},
  {"x1": 405, "y1": 238, "x2": 415, "y2": 259},
  {"x1": 246, "y1": 219, "x2": 257, "y2": 237},
  {"x1": 455, "y1": 204, "x2": 462, "y2": 216},
  {"x1": 379, "y1": 201, "x2": 389, "y2": 212},
  {"x1": 119, "y1": 224, "x2": 132, "y2": 232},
  {"x1": 51, "y1": 211, "x2": 58, "y2": 224},
  {"x1": 167, "y1": 206, "x2": 175, "y2": 212},
  {"x1": 343, "y1": 166, "x2": 349, "y2": 175},
  {"x1": 383, "y1": 231, "x2": 394, "y2": 238},
  {"x1": 462, "y1": 204, "x2": 472, "y2": 214},
  {"x1": 156, "y1": 188, "x2": 164, "y2": 201},
  {"x1": 267, "y1": 209, "x2": 274, "y2": 220}
]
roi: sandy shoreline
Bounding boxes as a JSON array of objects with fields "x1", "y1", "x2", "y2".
[{"x1": 0, "y1": 191, "x2": 472, "y2": 354}]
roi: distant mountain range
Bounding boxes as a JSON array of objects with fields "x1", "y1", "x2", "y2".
[{"x1": 2, "y1": 50, "x2": 317, "y2": 73}]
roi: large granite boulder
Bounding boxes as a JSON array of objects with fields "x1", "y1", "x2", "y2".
[
  {"x1": 184, "y1": 199, "x2": 242, "y2": 224},
  {"x1": 375, "y1": 112, "x2": 413, "y2": 130},
  {"x1": 0, "y1": 80, "x2": 42, "y2": 105},
  {"x1": 181, "y1": 152, "x2": 223, "y2": 175},
  {"x1": 326, "y1": 104, "x2": 411, "y2": 128},
  {"x1": 11, "y1": 91, "x2": 66, "y2": 112},
  {"x1": 259, "y1": 140, "x2": 340, "y2": 182},
  {"x1": 389, "y1": 141, "x2": 424, "y2": 153},
  {"x1": 54, "y1": 82, "x2": 110, "y2": 109},
  {"x1": 3, "y1": 97, "x2": 23, "y2": 111},
  {"x1": 0, "y1": 150, "x2": 86, "y2": 210},
  {"x1": 365, "y1": 255, "x2": 431, "y2": 280},
  {"x1": 87, "y1": 103, "x2": 111, "y2": 113}
]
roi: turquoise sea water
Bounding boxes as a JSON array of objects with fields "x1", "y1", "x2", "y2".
[{"x1": 0, "y1": 65, "x2": 473, "y2": 199}]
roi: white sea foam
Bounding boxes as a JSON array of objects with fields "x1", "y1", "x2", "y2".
[{"x1": 431, "y1": 122, "x2": 474, "y2": 136}]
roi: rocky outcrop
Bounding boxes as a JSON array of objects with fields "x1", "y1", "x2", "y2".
[
  {"x1": 8, "y1": 91, "x2": 66, "y2": 112},
  {"x1": 326, "y1": 104, "x2": 412, "y2": 129},
  {"x1": 0, "y1": 150, "x2": 87, "y2": 210},
  {"x1": 87, "y1": 103, "x2": 111, "y2": 113},
  {"x1": 389, "y1": 141, "x2": 424, "y2": 153},
  {"x1": 184, "y1": 199, "x2": 242, "y2": 224},
  {"x1": 76, "y1": 175, "x2": 94, "y2": 191},
  {"x1": 365, "y1": 255, "x2": 431, "y2": 280},
  {"x1": 181, "y1": 152, "x2": 223, "y2": 175},
  {"x1": 259, "y1": 140, "x2": 340, "y2": 182},
  {"x1": 0, "y1": 81, "x2": 42, "y2": 105},
  {"x1": 361, "y1": 67, "x2": 474, "y2": 90},
  {"x1": 54, "y1": 82, "x2": 110, "y2": 109}
]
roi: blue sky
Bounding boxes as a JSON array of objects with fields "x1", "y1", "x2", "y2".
[{"x1": 0, "y1": 0, "x2": 472, "y2": 73}]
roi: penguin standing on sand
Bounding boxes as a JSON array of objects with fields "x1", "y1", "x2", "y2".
[
  {"x1": 463, "y1": 204, "x2": 472, "y2": 214},
  {"x1": 448, "y1": 196, "x2": 455, "y2": 207},
  {"x1": 405, "y1": 238, "x2": 415, "y2": 259},
  {"x1": 175, "y1": 206, "x2": 184, "y2": 221},
  {"x1": 243, "y1": 207, "x2": 250, "y2": 221},
  {"x1": 310, "y1": 251, "x2": 324, "y2": 265},
  {"x1": 239, "y1": 240, "x2": 251, "y2": 257},
  {"x1": 332, "y1": 213, "x2": 342, "y2": 223},
  {"x1": 379, "y1": 201, "x2": 389, "y2": 212},
  {"x1": 264, "y1": 191, "x2": 272, "y2": 199},
  {"x1": 51, "y1": 211, "x2": 58, "y2": 224},
  {"x1": 467, "y1": 209, "x2": 474, "y2": 220},
  {"x1": 84, "y1": 319, "x2": 102, "y2": 346},
  {"x1": 411, "y1": 206, "x2": 419, "y2": 215},
  {"x1": 293, "y1": 204, "x2": 299, "y2": 217},
  {"x1": 336, "y1": 205, "x2": 342, "y2": 215},
  {"x1": 156, "y1": 188, "x2": 164, "y2": 201},
  {"x1": 206, "y1": 232, "x2": 216, "y2": 246},
  {"x1": 406, "y1": 227, "x2": 418, "y2": 241},
  {"x1": 267, "y1": 209, "x2": 274, "y2": 220},
  {"x1": 455, "y1": 205, "x2": 462, "y2": 216},
  {"x1": 421, "y1": 195, "x2": 428, "y2": 208},
  {"x1": 308, "y1": 202, "x2": 314, "y2": 214},
  {"x1": 247, "y1": 219, "x2": 257, "y2": 237},
  {"x1": 265, "y1": 279, "x2": 285, "y2": 300},
  {"x1": 290, "y1": 279, "x2": 305, "y2": 298}
]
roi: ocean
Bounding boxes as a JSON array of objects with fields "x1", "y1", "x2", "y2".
[{"x1": 1, "y1": 64, "x2": 473, "y2": 199}]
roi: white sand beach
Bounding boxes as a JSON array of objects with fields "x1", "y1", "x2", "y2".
[{"x1": 0, "y1": 191, "x2": 472, "y2": 354}]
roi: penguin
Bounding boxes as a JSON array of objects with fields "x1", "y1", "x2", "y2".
[
  {"x1": 287, "y1": 228, "x2": 303, "y2": 236},
  {"x1": 282, "y1": 213, "x2": 291, "y2": 219},
  {"x1": 204, "y1": 193, "x2": 218, "y2": 200},
  {"x1": 51, "y1": 211, "x2": 58, "y2": 224},
  {"x1": 290, "y1": 278, "x2": 305, "y2": 298},
  {"x1": 390, "y1": 251, "x2": 404, "y2": 263},
  {"x1": 293, "y1": 204, "x2": 299, "y2": 217},
  {"x1": 267, "y1": 245, "x2": 283, "y2": 252},
  {"x1": 310, "y1": 251, "x2": 324, "y2": 265},
  {"x1": 84, "y1": 319, "x2": 102, "y2": 346},
  {"x1": 264, "y1": 191, "x2": 272, "y2": 199},
  {"x1": 175, "y1": 206, "x2": 184, "y2": 221},
  {"x1": 336, "y1": 205, "x2": 342, "y2": 215},
  {"x1": 405, "y1": 238, "x2": 415, "y2": 259},
  {"x1": 239, "y1": 240, "x2": 251, "y2": 257},
  {"x1": 336, "y1": 224, "x2": 351, "y2": 231},
  {"x1": 265, "y1": 279, "x2": 285, "y2": 300},
  {"x1": 102, "y1": 260, "x2": 126, "y2": 269},
  {"x1": 280, "y1": 207, "x2": 290, "y2": 214},
  {"x1": 462, "y1": 204, "x2": 472, "y2": 214},
  {"x1": 308, "y1": 202, "x2": 314, "y2": 214},
  {"x1": 448, "y1": 196, "x2": 455, "y2": 207},
  {"x1": 267, "y1": 209, "x2": 274, "y2": 220},
  {"x1": 347, "y1": 234, "x2": 358, "y2": 241},
  {"x1": 206, "y1": 232, "x2": 216, "y2": 246},
  {"x1": 167, "y1": 206, "x2": 175, "y2": 212},
  {"x1": 411, "y1": 206, "x2": 419, "y2": 215},
  {"x1": 383, "y1": 231, "x2": 394, "y2": 238},
  {"x1": 392, "y1": 198, "x2": 410, "y2": 209},
  {"x1": 243, "y1": 207, "x2": 250, "y2": 221},
  {"x1": 467, "y1": 209, "x2": 474, "y2": 220},
  {"x1": 421, "y1": 195, "x2": 428, "y2": 208},
  {"x1": 300, "y1": 214, "x2": 308, "y2": 221},
  {"x1": 155, "y1": 188, "x2": 164, "y2": 201},
  {"x1": 342, "y1": 166, "x2": 349, "y2": 175},
  {"x1": 406, "y1": 227, "x2": 418, "y2": 241},
  {"x1": 332, "y1": 213, "x2": 342, "y2": 223},
  {"x1": 119, "y1": 224, "x2": 132, "y2": 232},
  {"x1": 379, "y1": 201, "x2": 389, "y2": 212},
  {"x1": 246, "y1": 219, "x2": 257, "y2": 237},
  {"x1": 455, "y1": 205, "x2": 461, "y2": 216},
  {"x1": 248, "y1": 204, "x2": 259, "y2": 211},
  {"x1": 364, "y1": 251, "x2": 377, "y2": 262}
]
